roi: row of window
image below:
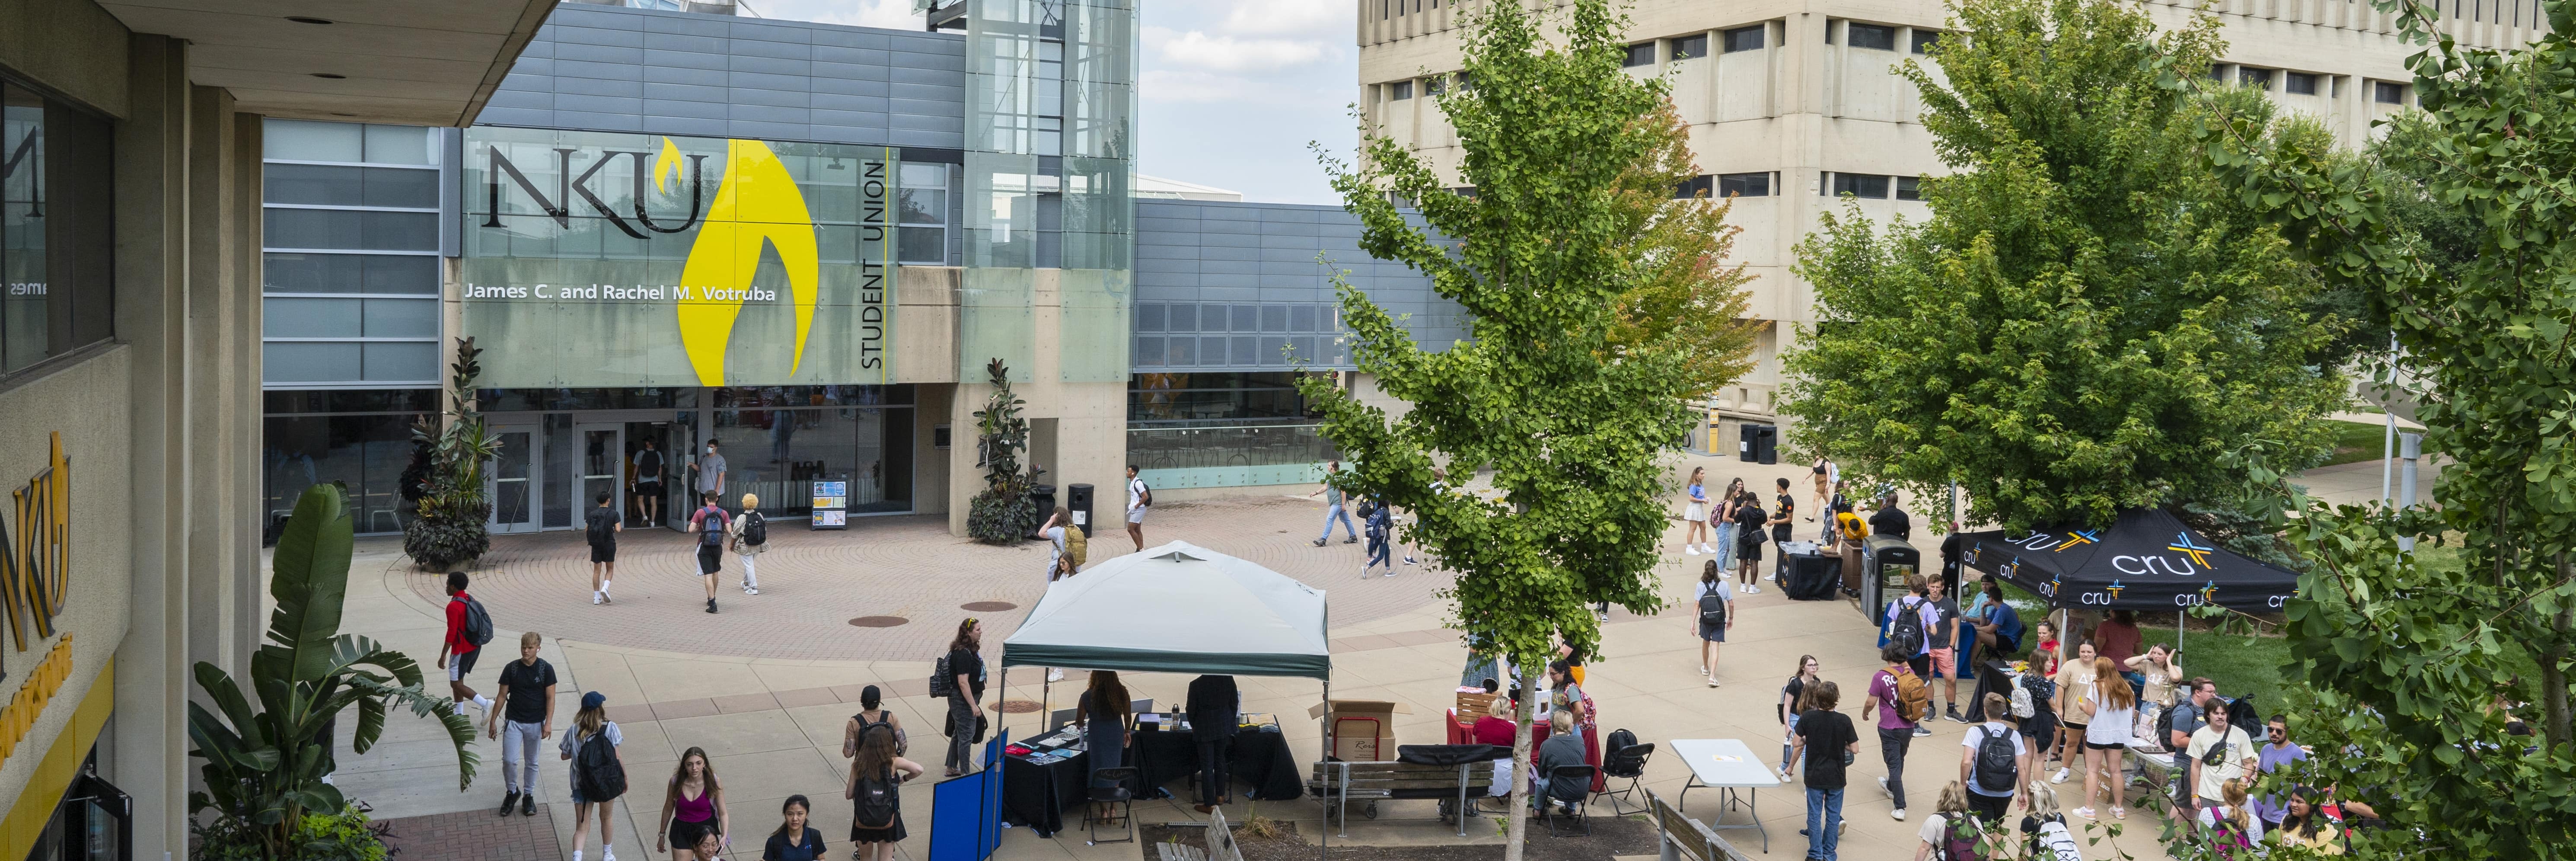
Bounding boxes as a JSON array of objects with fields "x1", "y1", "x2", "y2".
[
  {"x1": 261, "y1": 119, "x2": 446, "y2": 387},
  {"x1": 1376, "y1": 0, "x2": 1441, "y2": 19},
  {"x1": 1, "y1": 78, "x2": 117, "y2": 379},
  {"x1": 1675, "y1": 172, "x2": 1776, "y2": 200},
  {"x1": 2214, "y1": 65, "x2": 2408, "y2": 103},
  {"x1": 1823, "y1": 172, "x2": 1925, "y2": 201}
]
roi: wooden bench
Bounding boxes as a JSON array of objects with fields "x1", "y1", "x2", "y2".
[
  {"x1": 1306, "y1": 759, "x2": 1497, "y2": 837},
  {"x1": 1647, "y1": 788, "x2": 1755, "y2": 861}
]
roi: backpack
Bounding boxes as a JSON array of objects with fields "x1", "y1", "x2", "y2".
[
  {"x1": 1061, "y1": 525, "x2": 1087, "y2": 569},
  {"x1": 1889, "y1": 597, "x2": 1928, "y2": 653},
  {"x1": 2030, "y1": 814, "x2": 2084, "y2": 861},
  {"x1": 851, "y1": 712, "x2": 906, "y2": 757},
  {"x1": 852, "y1": 765, "x2": 899, "y2": 829},
  {"x1": 574, "y1": 730, "x2": 627, "y2": 801},
  {"x1": 1135, "y1": 479, "x2": 1152, "y2": 508},
  {"x1": 453, "y1": 595, "x2": 494, "y2": 647},
  {"x1": 2154, "y1": 701, "x2": 2178, "y2": 748},
  {"x1": 697, "y1": 507, "x2": 727, "y2": 546},
  {"x1": 587, "y1": 510, "x2": 613, "y2": 547},
  {"x1": 1938, "y1": 813, "x2": 1984, "y2": 861},
  {"x1": 1972, "y1": 726, "x2": 2020, "y2": 794},
  {"x1": 2209, "y1": 813, "x2": 2256, "y2": 858},
  {"x1": 928, "y1": 655, "x2": 956, "y2": 698},
  {"x1": 2225, "y1": 694, "x2": 2259, "y2": 735},
  {"x1": 1604, "y1": 727, "x2": 1638, "y2": 759},
  {"x1": 1891, "y1": 668, "x2": 1932, "y2": 723},
  {"x1": 1698, "y1": 589, "x2": 1729, "y2": 627},
  {"x1": 2010, "y1": 685, "x2": 2036, "y2": 718},
  {"x1": 741, "y1": 510, "x2": 767, "y2": 546}
]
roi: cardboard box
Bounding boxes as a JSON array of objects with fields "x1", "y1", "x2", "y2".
[{"x1": 1309, "y1": 699, "x2": 1411, "y2": 762}]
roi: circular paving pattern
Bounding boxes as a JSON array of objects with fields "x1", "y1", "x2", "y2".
[
  {"x1": 997, "y1": 699, "x2": 1043, "y2": 714},
  {"x1": 398, "y1": 496, "x2": 1453, "y2": 662}
]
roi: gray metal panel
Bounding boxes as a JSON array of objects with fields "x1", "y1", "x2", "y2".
[{"x1": 1130, "y1": 200, "x2": 1462, "y2": 368}]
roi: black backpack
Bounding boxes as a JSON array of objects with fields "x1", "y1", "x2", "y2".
[
  {"x1": 853, "y1": 766, "x2": 899, "y2": 829},
  {"x1": 1698, "y1": 590, "x2": 1728, "y2": 627},
  {"x1": 742, "y1": 510, "x2": 767, "y2": 546},
  {"x1": 1889, "y1": 597, "x2": 1928, "y2": 653},
  {"x1": 575, "y1": 730, "x2": 626, "y2": 800},
  {"x1": 1605, "y1": 727, "x2": 1637, "y2": 756},
  {"x1": 587, "y1": 510, "x2": 613, "y2": 547},
  {"x1": 452, "y1": 595, "x2": 494, "y2": 647},
  {"x1": 2225, "y1": 695, "x2": 2259, "y2": 735},
  {"x1": 1973, "y1": 726, "x2": 2019, "y2": 793},
  {"x1": 1137, "y1": 480, "x2": 1153, "y2": 507}
]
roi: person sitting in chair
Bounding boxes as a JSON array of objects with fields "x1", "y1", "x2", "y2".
[{"x1": 1531, "y1": 710, "x2": 1587, "y2": 815}]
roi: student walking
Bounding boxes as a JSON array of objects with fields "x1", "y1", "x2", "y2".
[
  {"x1": 1037, "y1": 509, "x2": 1086, "y2": 582},
  {"x1": 485, "y1": 631, "x2": 558, "y2": 818},
  {"x1": 1779, "y1": 655, "x2": 1820, "y2": 779},
  {"x1": 560, "y1": 691, "x2": 626, "y2": 861},
  {"x1": 1681, "y1": 467, "x2": 1713, "y2": 555},
  {"x1": 686, "y1": 493, "x2": 731, "y2": 614},
  {"x1": 728, "y1": 493, "x2": 768, "y2": 595},
  {"x1": 657, "y1": 747, "x2": 730, "y2": 861},
  {"x1": 1866, "y1": 643, "x2": 1928, "y2": 821},
  {"x1": 2050, "y1": 641, "x2": 2101, "y2": 784},
  {"x1": 1124, "y1": 465, "x2": 1150, "y2": 552},
  {"x1": 1361, "y1": 497, "x2": 1395, "y2": 576},
  {"x1": 842, "y1": 685, "x2": 908, "y2": 765},
  {"x1": 1924, "y1": 577, "x2": 1967, "y2": 722},
  {"x1": 1693, "y1": 561, "x2": 1735, "y2": 686},
  {"x1": 586, "y1": 492, "x2": 622, "y2": 605},
  {"x1": 1789, "y1": 680, "x2": 1858, "y2": 861},
  {"x1": 1810, "y1": 457, "x2": 1836, "y2": 522},
  {"x1": 1714, "y1": 477, "x2": 1744, "y2": 570},
  {"x1": 1733, "y1": 493, "x2": 1768, "y2": 592},
  {"x1": 1310, "y1": 460, "x2": 1359, "y2": 546},
  {"x1": 1960, "y1": 692, "x2": 2031, "y2": 827},
  {"x1": 2075, "y1": 657, "x2": 2135, "y2": 821},
  {"x1": 1911, "y1": 782, "x2": 1984, "y2": 861},
  {"x1": 940, "y1": 619, "x2": 988, "y2": 778},
  {"x1": 2165, "y1": 678, "x2": 2217, "y2": 815},
  {"x1": 435, "y1": 571, "x2": 495, "y2": 717},
  {"x1": 762, "y1": 796, "x2": 827, "y2": 861},
  {"x1": 2186, "y1": 697, "x2": 2257, "y2": 818},
  {"x1": 848, "y1": 723, "x2": 924, "y2": 861},
  {"x1": 632, "y1": 439, "x2": 666, "y2": 526}
]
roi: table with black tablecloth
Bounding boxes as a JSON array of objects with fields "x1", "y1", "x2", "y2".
[
  {"x1": 1129, "y1": 727, "x2": 1303, "y2": 802},
  {"x1": 999, "y1": 748, "x2": 1096, "y2": 838}
]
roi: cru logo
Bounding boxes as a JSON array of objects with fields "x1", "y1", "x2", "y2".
[
  {"x1": 2172, "y1": 581, "x2": 2225, "y2": 607},
  {"x1": 2057, "y1": 528, "x2": 2101, "y2": 551},
  {"x1": 2080, "y1": 579, "x2": 2130, "y2": 605},
  {"x1": 2166, "y1": 533, "x2": 2216, "y2": 569},
  {"x1": 2265, "y1": 593, "x2": 2295, "y2": 609},
  {"x1": 0, "y1": 432, "x2": 70, "y2": 650}
]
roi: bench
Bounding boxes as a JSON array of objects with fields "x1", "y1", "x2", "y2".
[
  {"x1": 1647, "y1": 788, "x2": 1755, "y2": 861},
  {"x1": 1306, "y1": 759, "x2": 1497, "y2": 837}
]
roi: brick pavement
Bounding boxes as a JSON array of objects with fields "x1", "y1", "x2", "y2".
[
  {"x1": 378, "y1": 805, "x2": 561, "y2": 861},
  {"x1": 402, "y1": 495, "x2": 1452, "y2": 662}
]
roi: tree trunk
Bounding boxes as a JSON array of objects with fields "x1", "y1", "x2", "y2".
[
  {"x1": 2544, "y1": 553, "x2": 2574, "y2": 749},
  {"x1": 1504, "y1": 660, "x2": 1537, "y2": 861}
]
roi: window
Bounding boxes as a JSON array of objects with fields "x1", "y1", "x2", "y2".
[
  {"x1": 260, "y1": 119, "x2": 440, "y2": 386},
  {"x1": 2375, "y1": 81, "x2": 2407, "y2": 104},
  {"x1": 1671, "y1": 34, "x2": 1709, "y2": 60},
  {"x1": 1426, "y1": 74, "x2": 1447, "y2": 96},
  {"x1": 2284, "y1": 72, "x2": 2318, "y2": 95},
  {"x1": 1673, "y1": 175, "x2": 1712, "y2": 199},
  {"x1": 1848, "y1": 22, "x2": 1897, "y2": 51},
  {"x1": 1724, "y1": 26, "x2": 1766, "y2": 53},
  {"x1": 1390, "y1": 80, "x2": 1413, "y2": 100},
  {"x1": 1719, "y1": 172, "x2": 1772, "y2": 198},
  {"x1": 1624, "y1": 42, "x2": 1657, "y2": 67},
  {"x1": 2, "y1": 80, "x2": 115, "y2": 376},
  {"x1": 1895, "y1": 176, "x2": 1922, "y2": 201},
  {"x1": 1830, "y1": 172, "x2": 1891, "y2": 198},
  {"x1": 2208, "y1": 64, "x2": 2228, "y2": 81},
  {"x1": 898, "y1": 162, "x2": 949, "y2": 265},
  {"x1": 1910, "y1": 29, "x2": 1942, "y2": 54},
  {"x1": 2239, "y1": 67, "x2": 2274, "y2": 90}
]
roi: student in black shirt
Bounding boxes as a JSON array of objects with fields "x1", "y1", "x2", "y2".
[
  {"x1": 1868, "y1": 493, "x2": 1912, "y2": 540},
  {"x1": 585, "y1": 492, "x2": 622, "y2": 605},
  {"x1": 1789, "y1": 680, "x2": 1859, "y2": 861},
  {"x1": 1770, "y1": 478, "x2": 1799, "y2": 583},
  {"x1": 1186, "y1": 675, "x2": 1240, "y2": 812},
  {"x1": 942, "y1": 620, "x2": 987, "y2": 778},
  {"x1": 487, "y1": 631, "x2": 559, "y2": 817}
]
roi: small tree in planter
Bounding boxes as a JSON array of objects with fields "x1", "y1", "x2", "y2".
[
  {"x1": 966, "y1": 358, "x2": 1039, "y2": 544},
  {"x1": 403, "y1": 338, "x2": 498, "y2": 570}
]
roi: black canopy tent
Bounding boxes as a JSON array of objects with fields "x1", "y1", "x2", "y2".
[{"x1": 1955, "y1": 507, "x2": 2301, "y2": 613}]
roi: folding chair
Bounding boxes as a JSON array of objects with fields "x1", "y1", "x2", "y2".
[
  {"x1": 1543, "y1": 764, "x2": 1598, "y2": 837},
  {"x1": 1597, "y1": 742, "x2": 1656, "y2": 815},
  {"x1": 1085, "y1": 766, "x2": 1138, "y2": 846}
]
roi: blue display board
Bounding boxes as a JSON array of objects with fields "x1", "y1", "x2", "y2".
[{"x1": 927, "y1": 730, "x2": 1008, "y2": 861}]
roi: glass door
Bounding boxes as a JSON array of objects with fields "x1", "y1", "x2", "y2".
[
  {"x1": 488, "y1": 425, "x2": 540, "y2": 534},
  {"x1": 576, "y1": 424, "x2": 624, "y2": 528}
]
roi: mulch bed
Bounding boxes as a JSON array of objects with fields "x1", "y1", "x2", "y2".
[{"x1": 1141, "y1": 813, "x2": 1666, "y2": 861}]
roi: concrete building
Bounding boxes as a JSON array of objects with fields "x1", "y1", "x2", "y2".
[
  {"x1": 1355, "y1": 0, "x2": 2550, "y2": 422},
  {"x1": 0, "y1": 0, "x2": 554, "y2": 856},
  {"x1": 257, "y1": 0, "x2": 1467, "y2": 543}
]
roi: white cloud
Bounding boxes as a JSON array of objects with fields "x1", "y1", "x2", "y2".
[
  {"x1": 745, "y1": 0, "x2": 918, "y2": 30},
  {"x1": 1145, "y1": 26, "x2": 1334, "y2": 73},
  {"x1": 1218, "y1": 0, "x2": 1343, "y2": 36}
]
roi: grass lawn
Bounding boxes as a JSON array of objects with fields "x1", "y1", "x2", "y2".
[{"x1": 2321, "y1": 418, "x2": 2400, "y2": 467}]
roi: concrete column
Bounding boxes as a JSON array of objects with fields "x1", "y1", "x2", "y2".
[
  {"x1": 109, "y1": 33, "x2": 193, "y2": 861},
  {"x1": 232, "y1": 114, "x2": 265, "y2": 674},
  {"x1": 184, "y1": 84, "x2": 245, "y2": 683}
]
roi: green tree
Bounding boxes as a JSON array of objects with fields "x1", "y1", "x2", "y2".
[
  {"x1": 403, "y1": 337, "x2": 497, "y2": 570},
  {"x1": 966, "y1": 358, "x2": 1038, "y2": 544},
  {"x1": 1779, "y1": 0, "x2": 2345, "y2": 534},
  {"x1": 1607, "y1": 101, "x2": 1760, "y2": 394},
  {"x1": 1304, "y1": 1, "x2": 1736, "y2": 852},
  {"x1": 192, "y1": 484, "x2": 478, "y2": 859},
  {"x1": 2190, "y1": 0, "x2": 2576, "y2": 852}
]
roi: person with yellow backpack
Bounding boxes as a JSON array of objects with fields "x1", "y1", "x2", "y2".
[
  {"x1": 1868, "y1": 642, "x2": 1936, "y2": 822},
  {"x1": 1835, "y1": 497, "x2": 1871, "y2": 595}
]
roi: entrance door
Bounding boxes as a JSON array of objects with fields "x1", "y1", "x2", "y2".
[
  {"x1": 577, "y1": 423, "x2": 624, "y2": 530},
  {"x1": 488, "y1": 425, "x2": 541, "y2": 534}
]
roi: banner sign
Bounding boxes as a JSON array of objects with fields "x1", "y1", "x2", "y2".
[{"x1": 461, "y1": 128, "x2": 896, "y2": 388}]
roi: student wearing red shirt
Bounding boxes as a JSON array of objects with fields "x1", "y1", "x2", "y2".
[
  {"x1": 1472, "y1": 696, "x2": 1518, "y2": 812},
  {"x1": 437, "y1": 571, "x2": 494, "y2": 716}
]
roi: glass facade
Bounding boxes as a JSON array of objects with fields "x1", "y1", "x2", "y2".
[
  {"x1": 460, "y1": 128, "x2": 897, "y2": 388},
  {"x1": 1126, "y1": 371, "x2": 1337, "y2": 471},
  {"x1": 261, "y1": 390, "x2": 440, "y2": 536},
  {"x1": 708, "y1": 384, "x2": 915, "y2": 515},
  {"x1": 261, "y1": 119, "x2": 444, "y2": 386},
  {"x1": 3, "y1": 78, "x2": 115, "y2": 378}
]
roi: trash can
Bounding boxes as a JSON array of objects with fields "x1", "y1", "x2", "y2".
[
  {"x1": 1030, "y1": 483, "x2": 1057, "y2": 529},
  {"x1": 1739, "y1": 423, "x2": 1761, "y2": 463},
  {"x1": 1065, "y1": 483, "x2": 1095, "y2": 536}
]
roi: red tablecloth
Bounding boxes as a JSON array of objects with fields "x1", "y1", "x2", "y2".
[{"x1": 1443, "y1": 709, "x2": 1604, "y2": 791}]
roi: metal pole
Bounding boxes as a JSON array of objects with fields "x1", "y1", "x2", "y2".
[
  {"x1": 2381, "y1": 333, "x2": 2400, "y2": 506},
  {"x1": 1319, "y1": 677, "x2": 1330, "y2": 861},
  {"x1": 2399, "y1": 432, "x2": 2423, "y2": 553},
  {"x1": 2178, "y1": 611, "x2": 2186, "y2": 652}
]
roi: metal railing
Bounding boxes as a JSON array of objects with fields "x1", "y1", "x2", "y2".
[{"x1": 1125, "y1": 422, "x2": 1339, "y2": 471}]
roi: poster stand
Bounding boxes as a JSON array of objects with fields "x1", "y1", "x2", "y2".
[
  {"x1": 928, "y1": 730, "x2": 1009, "y2": 861},
  {"x1": 811, "y1": 480, "x2": 848, "y2": 530}
]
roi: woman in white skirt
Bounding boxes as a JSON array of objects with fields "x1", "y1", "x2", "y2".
[{"x1": 1681, "y1": 467, "x2": 1713, "y2": 554}]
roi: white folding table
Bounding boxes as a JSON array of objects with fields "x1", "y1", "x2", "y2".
[{"x1": 1670, "y1": 737, "x2": 1782, "y2": 853}]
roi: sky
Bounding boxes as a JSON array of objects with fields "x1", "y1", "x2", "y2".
[{"x1": 749, "y1": 0, "x2": 1356, "y2": 205}]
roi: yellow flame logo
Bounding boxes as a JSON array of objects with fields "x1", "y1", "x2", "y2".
[{"x1": 675, "y1": 138, "x2": 819, "y2": 385}]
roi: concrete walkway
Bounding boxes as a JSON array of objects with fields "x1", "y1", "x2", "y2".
[{"x1": 316, "y1": 448, "x2": 2430, "y2": 861}]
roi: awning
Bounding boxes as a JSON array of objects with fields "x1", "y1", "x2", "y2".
[
  {"x1": 1956, "y1": 508, "x2": 2302, "y2": 611},
  {"x1": 1000, "y1": 541, "x2": 1330, "y2": 680}
]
